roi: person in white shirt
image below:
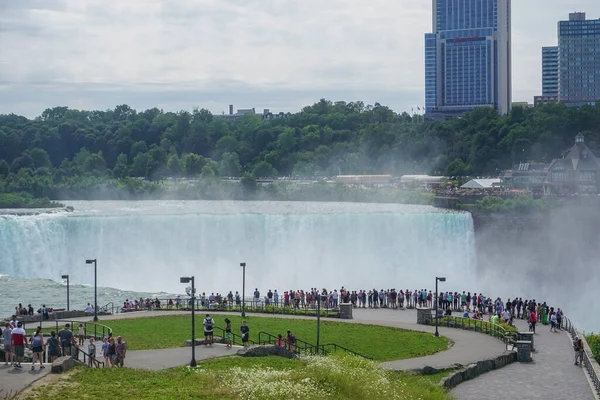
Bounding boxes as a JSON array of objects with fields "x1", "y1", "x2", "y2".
[
  {"x1": 85, "y1": 303, "x2": 93, "y2": 313},
  {"x1": 203, "y1": 314, "x2": 214, "y2": 346}
]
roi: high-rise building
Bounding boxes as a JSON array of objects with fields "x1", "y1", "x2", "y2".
[
  {"x1": 542, "y1": 46, "x2": 559, "y2": 96},
  {"x1": 425, "y1": 0, "x2": 512, "y2": 120},
  {"x1": 557, "y1": 12, "x2": 600, "y2": 106}
]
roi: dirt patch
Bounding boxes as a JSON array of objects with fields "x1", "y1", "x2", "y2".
[{"x1": 14, "y1": 370, "x2": 79, "y2": 400}]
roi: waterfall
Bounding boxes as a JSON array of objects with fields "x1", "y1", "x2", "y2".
[{"x1": 0, "y1": 205, "x2": 477, "y2": 295}]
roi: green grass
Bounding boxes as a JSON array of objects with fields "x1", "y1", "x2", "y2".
[
  {"x1": 105, "y1": 314, "x2": 449, "y2": 361},
  {"x1": 22, "y1": 356, "x2": 454, "y2": 400}
]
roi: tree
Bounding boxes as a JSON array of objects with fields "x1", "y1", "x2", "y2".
[
  {"x1": 219, "y1": 152, "x2": 242, "y2": 177},
  {"x1": 113, "y1": 153, "x2": 129, "y2": 179},
  {"x1": 131, "y1": 152, "x2": 150, "y2": 178},
  {"x1": 240, "y1": 172, "x2": 258, "y2": 193},
  {"x1": 252, "y1": 161, "x2": 278, "y2": 178},
  {"x1": 166, "y1": 154, "x2": 183, "y2": 177},
  {"x1": 84, "y1": 152, "x2": 107, "y2": 176},
  {"x1": 27, "y1": 148, "x2": 52, "y2": 169},
  {"x1": 215, "y1": 135, "x2": 239, "y2": 157},
  {"x1": 0, "y1": 160, "x2": 9, "y2": 177},
  {"x1": 183, "y1": 153, "x2": 205, "y2": 177}
]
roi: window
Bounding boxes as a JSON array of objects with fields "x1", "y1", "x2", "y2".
[{"x1": 552, "y1": 170, "x2": 567, "y2": 182}]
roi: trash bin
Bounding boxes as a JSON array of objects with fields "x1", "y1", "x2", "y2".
[{"x1": 516, "y1": 340, "x2": 532, "y2": 362}]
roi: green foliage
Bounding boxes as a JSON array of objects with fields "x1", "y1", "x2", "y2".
[
  {"x1": 105, "y1": 314, "x2": 449, "y2": 361},
  {"x1": 586, "y1": 333, "x2": 600, "y2": 363},
  {"x1": 0, "y1": 192, "x2": 63, "y2": 208},
  {"x1": 23, "y1": 356, "x2": 453, "y2": 400},
  {"x1": 475, "y1": 195, "x2": 547, "y2": 213},
  {"x1": 2, "y1": 101, "x2": 600, "y2": 203}
]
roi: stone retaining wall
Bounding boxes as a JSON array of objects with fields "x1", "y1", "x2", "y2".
[{"x1": 439, "y1": 352, "x2": 518, "y2": 389}]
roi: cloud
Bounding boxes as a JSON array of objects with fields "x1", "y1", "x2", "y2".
[{"x1": 0, "y1": 0, "x2": 598, "y2": 117}]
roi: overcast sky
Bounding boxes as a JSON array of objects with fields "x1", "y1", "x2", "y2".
[{"x1": 0, "y1": 0, "x2": 598, "y2": 118}]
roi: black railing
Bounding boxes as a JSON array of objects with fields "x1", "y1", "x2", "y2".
[
  {"x1": 428, "y1": 316, "x2": 516, "y2": 344},
  {"x1": 98, "y1": 302, "x2": 114, "y2": 315},
  {"x1": 257, "y1": 331, "x2": 368, "y2": 359},
  {"x1": 24, "y1": 319, "x2": 113, "y2": 342},
  {"x1": 212, "y1": 326, "x2": 256, "y2": 347},
  {"x1": 119, "y1": 297, "x2": 341, "y2": 317},
  {"x1": 564, "y1": 316, "x2": 600, "y2": 395},
  {"x1": 62, "y1": 342, "x2": 104, "y2": 368}
]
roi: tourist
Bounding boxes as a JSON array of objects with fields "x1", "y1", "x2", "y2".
[
  {"x1": 78, "y1": 324, "x2": 85, "y2": 345},
  {"x1": 30, "y1": 330, "x2": 45, "y2": 370},
  {"x1": 203, "y1": 314, "x2": 214, "y2": 346},
  {"x1": 574, "y1": 337, "x2": 584, "y2": 366},
  {"x1": 276, "y1": 334, "x2": 283, "y2": 348},
  {"x1": 11, "y1": 322, "x2": 27, "y2": 369},
  {"x1": 107, "y1": 337, "x2": 116, "y2": 367},
  {"x1": 529, "y1": 309, "x2": 537, "y2": 334},
  {"x1": 556, "y1": 308, "x2": 563, "y2": 329},
  {"x1": 550, "y1": 311, "x2": 558, "y2": 332},
  {"x1": 87, "y1": 338, "x2": 96, "y2": 367},
  {"x1": 59, "y1": 324, "x2": 74, "y2": 356},
  {"x1": 85, "y1": 303, "x2": 93, "y2": 313},
  {"x1": 47, "y1": 331, "x2": 60, "y2": 363},
  {"x1": 224, "y1": 318, "x2": 232, "y2": 348},
  {"x1": 240, "y1": 320, "x2": 249, "y2": 346},
  {"x1": 102, "y1": 337, "x2": 109, "y2": 367},
  {"x1": 286, "y1": 330, "x2": 296, "y2": 353},
  {"x1": 3, "y1": 323, "x2": 13, "y2": 365}
]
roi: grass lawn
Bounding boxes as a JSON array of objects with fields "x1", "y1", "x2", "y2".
[
  {"x1": 21, "y1": 356, "x2": 453, "y2": 400},
  {"x1": 105, "y1": 314, "x2": 450, "y2": 361}
]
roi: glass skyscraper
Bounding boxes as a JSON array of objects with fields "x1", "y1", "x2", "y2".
[
  {"x1": 557, "y1": 13, "x2": 600, "y2": 106},
  {"x1": 425, "y1": 0, "x2": 512, "y2": 120},
  {"x1": 542, "y1": 46, "x2": 559, "y2": 96}
]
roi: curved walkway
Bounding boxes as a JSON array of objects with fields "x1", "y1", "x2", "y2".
[{"x1": 451, "y1": 318, "x2": 596, "y2": 400}]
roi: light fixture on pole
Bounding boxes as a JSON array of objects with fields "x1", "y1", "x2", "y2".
[
  {"x1": 85, "y1": 259, "x2": 98, "y2": 322},
  {"x1": 316, "y1": 292, "x2": 321, "y2": 353},
  {"x1": 61, "y1": 275, "x2": 70, "y2": 311},
  {"x1": 435, "y1": 277, "x2": 446, "y2": 337},
  {"x1": 180, "y1": 276, "x2": 197, "y2": 367},
  {"x1": 240, "y1": 262, "x2": 246, "y2": 317}
]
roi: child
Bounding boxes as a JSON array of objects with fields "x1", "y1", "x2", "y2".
[
  {"x1": 78, "y1": 324, "x2": 85, "y2": 345},
  {"x1": 102, "y1": 337, "x2": 109, "y2": 367},
  {"x1": 276, "y1": 334, "x2": 283, "y2": 348},
  {"x1": 224, "y1": 318, "x2": 232, "y2": 348},
  {"x1": 88, "y1": 338, "x2": 96, "y2": 367},
  {"x1": 240, "y1": 320, "x2": 249, "y2": 346}
]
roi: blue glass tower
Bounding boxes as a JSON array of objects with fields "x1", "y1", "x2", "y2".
[
  {"x1": 542, "y1": 46, "x2": 559, "y2": 96},
  {"x1": 425, "y1": 0, "x2": 512, "y2": 120}
]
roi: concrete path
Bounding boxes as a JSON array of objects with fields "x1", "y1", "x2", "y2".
[
  {"x1": 451, "y1": 319, "x2": 596, "y2": 400},
  {"x1": 0, "y1": 363, "x2": 51, "y2": 397},
  {"x1": 125, "y1": 343, "x2": 242, "y2": 370}
]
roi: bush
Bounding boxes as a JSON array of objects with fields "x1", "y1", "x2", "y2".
[{"x1": 586, "y1": 333, "x2": 600, "y2": 363}]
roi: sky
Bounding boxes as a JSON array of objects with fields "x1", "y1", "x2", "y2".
[{"x1": 0, "y1": 0, "x2": 598, "y2": 118}]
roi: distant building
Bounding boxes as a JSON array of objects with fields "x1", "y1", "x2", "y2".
[
  {"x1": 400, "y1": 175, "x2": 446, "y2": 188},
  {"x1": 334, "y1": 175, "x2": 392, "y2": 185},
  {"x1": 500, "y1": 162, "x2": 549, "y2": 192},
  {"x1": 542, "y1": 46, "x2": 559, "y2": 96},
  {"x1": 214, "y1": 105, "x2": 291, "y2": 121},
  {"x1": 544, "y1": 133, "x2": 600, "y2": 194},
  {"x1": 425, "y1": 0, "x2": 512, "y2": 121},
  {"x1": 512, "y1": 102, "x2": 533, "y2": 109},
  {"x1": 533, "y1": 95, "x2": 558, "y2": 107}
]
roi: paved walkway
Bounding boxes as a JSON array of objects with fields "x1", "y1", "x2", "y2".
[
  {"x1": 0, "y1": 363, "x2": 51, "y2": 396},
  {"x1": 126, "y1": 343, "x2": 242, "y2": 370},
  {"x1": 451, "y1": 318, "x2": 596, "y2": 400}
]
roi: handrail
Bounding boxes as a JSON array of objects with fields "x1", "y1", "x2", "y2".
[
  {"x1": 62, "y1": 342, "x2": 104, "y2": 368},
  {"x1": 24, "y1": 319, "x2": 114, "y2": 342},
  {"x1": 212, "y1": 326, "x2": 256, "y2": 346},
  {"x1": 98, "y1": 302, "x2": 114, "y2": 315},
  {"x1": 564, "y1": 316, "x2": 600, "y2": 395},
  {"x1": 428, "y1": 315, "x2": 515, "y2": 344},
  {"x1": 257, "y1": 331, "x2": 368, "y2": 359}
]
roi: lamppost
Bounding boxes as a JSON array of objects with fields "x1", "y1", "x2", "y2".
[
  {"x1": 434, "y1": 277, "x2": 446, "y2": 337},
  {"x1": 180, "y1": 276, "x2": 197, "y2": 367},
  {"x1": 240, "y1": 262, "x2": 246, "y2": 317},
  {"x1": 85, "y1": 259, "x2": 98, "y2": 321},
  {"x1": 316, "y1": 292, "x2": 321, "y2": 354},
  {"x1": 61, "y1": 275, "x2": 70, "y2": 311}
]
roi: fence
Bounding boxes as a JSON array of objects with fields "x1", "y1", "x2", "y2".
[
  {"x1": 118, "y1": 297, "x2": 341, "y2": 317},
  {"x1": 564, "y1": 316, "x2": 600, "y2": 395},
  {"x1": 257, "y1": 331, "x2": 369, "y2": 359},
  {"x1": 428, "y1": 316, "x2": 515, "y2": 345}
]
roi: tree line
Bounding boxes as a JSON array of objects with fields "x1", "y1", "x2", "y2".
[{"x1": 1, "y1": 100, "x2": 599, "y2": 200}]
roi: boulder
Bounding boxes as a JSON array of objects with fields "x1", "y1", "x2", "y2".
[
  {"x1": 51, "y1": 356, "x2": 80, "y2": 373},
  {"x1": 236, "y1": 345, "x2": 295, "y2": 358}
]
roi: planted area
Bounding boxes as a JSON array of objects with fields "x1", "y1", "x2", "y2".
[
  {"x1": 105, "y1": 314, "x2": 449, "y2": 361},
  {"x1": 586, "y1": 333, "x2": 600, "y2": 363},
  {"x1": 22, "y1": 356, "x2": 453, "y2": 400}
]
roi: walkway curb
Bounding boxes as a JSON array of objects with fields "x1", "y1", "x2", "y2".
[{"x1": 439, "y1": 352, "x2": 517, "y2": 388}]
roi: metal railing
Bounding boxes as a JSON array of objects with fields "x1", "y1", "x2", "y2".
[
  {"x1": 118, "y1": 297, "x2": 341, "y2": 317},
  {"x1": 24, "y1": 319, "x2": 113, "y2": 342},
  {"x1": 564, "y1": 316, "x2": 600, "y2": 395},
  {"x1": 257, "y1": 331, "x2": 368, "y2": 359},
  {"x1": 98, "y1": 302, "x2": 114, "y2": 315},
  {"x1": 62, "y1": 343, "x2": 104, "y2": 368},
  {"x1": 212, "y1": 326, "x2": 256, "y2": 347},
  {"x1": 428, "y1": 316, "x2": 516, "y2": 344}
]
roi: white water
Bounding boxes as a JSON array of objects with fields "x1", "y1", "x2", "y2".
[{"x1": 0, "y1": 201, "x2": 477, "y2": 314}]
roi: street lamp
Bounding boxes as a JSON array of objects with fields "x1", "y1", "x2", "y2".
[
  {"x1": 85, "y1": 259, "x2": 98, "y2": 322},
  {"x1": 61, "y1": 275, "x2": 70, "y2": 311},
  {"x1": 316, "y1": 292, "x2": 321, "y2": 354},
  {"x1": 240, "y1": 262, "x2": 246, "y2": 317},
  {"x1": 435, "y1": 277, "x2": 446, "y2": 337},
  {"x1": 180, "y1": 276, "x2": 197, "y2": 367}
]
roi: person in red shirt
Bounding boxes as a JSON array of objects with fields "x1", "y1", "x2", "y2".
[
  {"x1": 529, "y1": 310, "x2": 537, "y2": 334},
  {"x1": 11, "y1": 322, "x2": 28, "y2": 369}
]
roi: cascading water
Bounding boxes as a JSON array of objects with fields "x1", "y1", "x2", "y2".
[{"x1": 0, "y1": 201, "x2": 477, "y2": 299}]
